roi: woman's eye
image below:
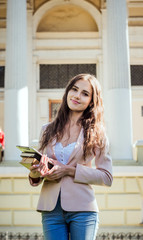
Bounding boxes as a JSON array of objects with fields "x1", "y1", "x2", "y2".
[
  {"x1": 72, "y1": 87, "x2": 77, "y2": 91},
  {"x1": 83, "y1": 92, "x2": 89, "y2": 96}
]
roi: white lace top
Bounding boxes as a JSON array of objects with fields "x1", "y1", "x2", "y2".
[{"x1": 55, "y1": 142, "x2": 76, "y2": 165}]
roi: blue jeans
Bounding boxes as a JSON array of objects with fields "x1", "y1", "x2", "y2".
[{"x1": 42, "y1": 195, "x2": 99, "y2": 240}]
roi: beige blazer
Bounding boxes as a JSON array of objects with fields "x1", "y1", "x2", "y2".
[{"x1": 29, "y1": 126, "x2": 113, "y2": 212}]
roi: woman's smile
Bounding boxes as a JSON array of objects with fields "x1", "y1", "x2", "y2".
[{"x1": 71, "y1": 99, "x2": 80, "y2": 104}]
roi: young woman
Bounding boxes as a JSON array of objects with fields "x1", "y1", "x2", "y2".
[{"x1": 29, "y1": 73, "x2": 113, "y2": 240}]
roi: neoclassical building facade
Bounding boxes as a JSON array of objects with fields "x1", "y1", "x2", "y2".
[{"x1": 0, "y1": 0, "x2": 143, "y2": 235}]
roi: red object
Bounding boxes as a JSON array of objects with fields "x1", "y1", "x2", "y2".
[{"x1": 0, "y1": 129, "x2": 5, "y2": 149}]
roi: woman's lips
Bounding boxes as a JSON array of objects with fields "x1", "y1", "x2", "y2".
[{"x1": 71, "y1": 99, "x2": 80, "y2": 104}]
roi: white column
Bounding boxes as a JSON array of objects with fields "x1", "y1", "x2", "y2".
[
  {"x1": 27, "y1": 9, "x2": 37, "y2": 145},
  {"x1": 107, "y1": 0, "x2": 133, "y2": 160},
  {"x1": 96, "y1": 55, "x2": 103, "y2": 90},
  {"x1": 101, "y1": 9, "x2": 109, "y2": 127},
  {"x1": 4, "y1": 0, "x2": 28, "y2": 160}
]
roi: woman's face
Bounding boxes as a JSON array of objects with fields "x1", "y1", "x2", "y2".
[{"x1": 67, "y1": 79, "x2": 92, "y2": 113}]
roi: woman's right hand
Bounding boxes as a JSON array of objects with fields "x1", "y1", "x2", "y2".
[
  {"x1": 29, "y1": 164, "x2": 41, "y2": 178},
  {"x1": 29, "y1": 154, "x2": 53, "y2": 178}
]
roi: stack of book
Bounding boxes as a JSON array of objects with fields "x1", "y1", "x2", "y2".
[{"x1": 16, "y1": 146, "x2": 42, "y2": 169}]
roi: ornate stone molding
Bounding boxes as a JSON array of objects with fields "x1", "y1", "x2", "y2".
[
  {"x1": 33, "y1": 0, "x2": 102, "y2": 36},
  {"x1": 0, "y1": 232, "x2": 143, "y2": 239},
  {"x1": 27, "y1": 0, "x2": 33, "y2": 10}
]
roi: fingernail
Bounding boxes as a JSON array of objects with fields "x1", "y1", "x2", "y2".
[{"x1": 33, "y1": 164, "x2": 39, "y2": 167}]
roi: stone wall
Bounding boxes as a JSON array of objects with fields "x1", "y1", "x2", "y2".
[{"x1": 0, "y1": 175, "x2": 142, "y2": 227}]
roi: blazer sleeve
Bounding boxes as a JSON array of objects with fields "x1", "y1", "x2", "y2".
[
  {"x1": 29, "y1": 175, "x2": 44, "y2": 187},
  {"x1": 74, "y1": 148, "x2": 113, "y2": 187}
]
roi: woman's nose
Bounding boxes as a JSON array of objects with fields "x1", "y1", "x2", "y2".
[{"x1": 75, "y1": 91, "x2": 80, "y2": 99}]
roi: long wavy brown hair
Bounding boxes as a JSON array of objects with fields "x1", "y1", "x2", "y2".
[{"x1": 39, "y1": 73, "x2": 108, "y2": 158}]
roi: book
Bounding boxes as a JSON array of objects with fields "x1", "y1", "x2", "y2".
[
  {"x1": 16, "y1": 145, "x2": 42, "y2": 170},
  {"x1": 20, "y1": 152, "x2": 41, "y2": 161},
  {"x1": 19, "y1": 157, "x2": 39, "y2": 170},
  {"x1": 16, "y1": 145, "x2": 54, "y2": 170},
  {"x1": 16, "y1": 145, "x2": 42, "y2": 155}
]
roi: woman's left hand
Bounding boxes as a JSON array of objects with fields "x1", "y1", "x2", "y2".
[
  {"x1": 44, "y1": 159, "x2": 67, "y2": 180},
  {"x1": 38, "y1": 155, "x2": 76, "y2": 180}
]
